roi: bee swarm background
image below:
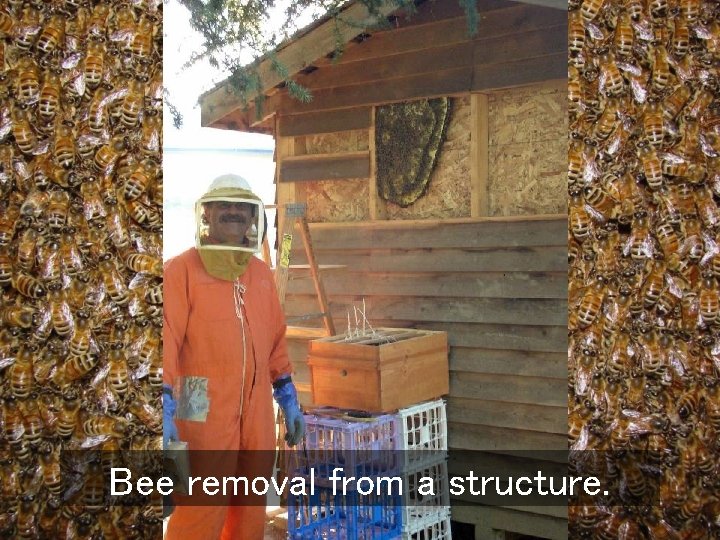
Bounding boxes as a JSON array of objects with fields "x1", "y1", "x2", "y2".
[
  {"x1": 568, "y1": 0, "x2": 720, "y2": 537},
  {"x1": 0, "y1": 0, "x2": 163, "y2": 537}
]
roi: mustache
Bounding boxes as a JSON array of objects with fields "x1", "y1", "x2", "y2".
[{"x1": 219, "y1": 214, "x2": 249, "y2": 223}]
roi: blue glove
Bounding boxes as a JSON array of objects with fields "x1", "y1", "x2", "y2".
[
  {"x1": 163, "y1": 384, "x2": 179, "y2": 448},
  {"x1": 273, "y1": 376, "x2": 305, "y2": 447}
]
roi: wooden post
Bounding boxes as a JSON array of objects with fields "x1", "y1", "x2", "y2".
[
  {"x1": 368, "y1": 106, "x2": 386, "y2": 220},
  {"x1": 471, "y1": 93, "x2": 489, "y2": 217}
]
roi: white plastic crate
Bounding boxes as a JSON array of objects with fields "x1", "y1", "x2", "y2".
[
  {"x1": 395, "y1": 399, "x2": 447, "y2": 470},
  {"x1": 401, "y1": 458, "x2": 451, "y2": 529},
  {"x1": 402, "y1": 509, "x2": 452, "y2": 540},
  {"x1": 291, "y1": 412, "x2": 399, "y2": 480}
]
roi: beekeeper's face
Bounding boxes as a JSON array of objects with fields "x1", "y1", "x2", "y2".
[{"x1": 203, "y1": 201, "x2": 254, "y2": 246}]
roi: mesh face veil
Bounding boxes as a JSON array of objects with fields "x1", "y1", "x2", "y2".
[{"x1": 195, "y1": 196, "x2": 265, "y2": 254}]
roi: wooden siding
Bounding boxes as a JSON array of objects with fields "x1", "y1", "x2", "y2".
[
  {"x1": 282, "y1": 217, "x2": 567, "y2": 538},
  {"x1": 208, "y1": 2, "x2": 566, "y2": 132}
]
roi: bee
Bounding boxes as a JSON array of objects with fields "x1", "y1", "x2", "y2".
[
  {"x1": 569, "y1": 65, "x2": 582, "y2": 113},
  {"x1": 16, "y1": 494, "x2": 38, "y2": 539},
  {"x1": 643, "y1": 98, "x2": 664, "y2": 148},
  {"x1": 80, "y1": 178, "x2": 107, "y2": 221},
  {"x1": 695, "y1": 187, "x2": 720, "y2": 228},
  {"x1": 106, "y1": 343, "x2": 129, "y2": 397},
  {"x1": 613, "y1": 10, "x2": 634, "y2": 57},
  {"x1": 98, "y1": 252, "x2": 129, "y2": 305},
  {"x1": 15, "y1": 55, "x2": 40, "y2": 106},
  {"x1": 580, "y1": 0, "x2": 605, "y2": 22},
  {"x1": 124, "y1": 197, "x2": 160, "y2": 230},
  {"x1": 123, "y1": 159, "x2": 157, "y2": 201},
  {"x1": 12, "y1": 107, "x2": 37, "y2": 155},
  {"x1": 139, "y1": 113, "x2": 161, "y2": 157},
  {"x1": 57, "y1": 351, "x2": 99, "y2": 384},
  {"x1": 655, "y1": 220, "x2": 680, "y2": 259},
  {"x1": 570, "y1": 189, "x2": 592, "y2": 243},
  {"x1": 0, "y1": 8, "x2": 14, "y2": 36},
  {"x1": 698, "y1": 272, "x2": 719, "y2": 325},
  {"x1": 0, "y1": 305, "x2": 35, "y2": 329},
  {"x1": 131, "y1": 15, "x2": 155, "y2": 62},
  {"x1": 82, "y1": 414, "x2": 129, "y2": 438},
  {"x1": 607, "y1": 330, "x2": 632, "y2": 377},
  {"x1": 37, "y1": 68, "x2": 62, "y2": 122},
  {"x1": 47, "y1": 281, "x2": 74, "y2": 337},
  {"x1": 584, "y1": 184, "x2": 617, "y2": 221},
  {"x1": 620, "y1": 454, "x2": 646, "y2": 498},
  {"x1": 38, "y1": 496, "x2": 61, "y2": 538},
  {"x1": 93, "y1": 135, "x2": 126, "y2": 174},
  {"x1": 637, "y1": 141, "x2": 664, "y2": 191},
  {"x1": 650, "y1": 43, "x2": 672, "y2": 96},
  {"x1": 14, "y1": 5, "x2": 41, "y2": 51},
  {"x1": 9, "y1": 343, "x2": 35, "y2": 399},
  {"x1": 126, "y1": 390, "x2": 161, "y2": 432},
  {"x1": 3, "y1": 397, "x2": 26, "y2": 445},
  {"x1": 568, "y1": 10, "x2": 585, "y2": 57},
  {"x1": 87, "y1": 86, "x2": 112, "y2": 134},
  {"x1": 679, "y1": 0, "x2": 700, "y2": 22},
  {"x1": 120, "y1": 77, "x2": 145, "y2": 128},
  {"x1": 598, "y1": 49, "x2": 624, "y2": 97},
  {"x1": 145, "y1": 283, "x2": 162, "y2": 305},
  {"x1": 36, "y1": 13, "x2": 65, "y2": 57},
  {"x1": 56, "y1": 388, "x2": 81, "y2": 438},
  {"x1": 13, "y1": 273, "x2": 46, "y2": 298},
  {"x1": 686, "y1": 84, "x2": 714, "y2": 120},
  {"x1": 626, "y1": 211, "x2": 654, "y2": 260},
  {"x1": 53, "y1": 120, "x2": 75, "y2": 169},
  {"x1": 625, "y1": 373, "x2": 646, "y2": 410},
  {"x1": 671, "y1": 17, "x2": 690, "y2": 58},
  {"x1": 677, "y1": 388, "x2": 703, "y2": 420},
  {"x1": 663, "y1": 84, "x2": 692, "y2": 123},
  {"x1": 124, "y1": 251, "x2": 162, "y2": 276},
  {"x1": 67, "y1": 309, "x2": 92, "y2": 357},
  {"x1": 84, "y1": 38, "x2": 104, "y2": 90},
  {"x1": 568, "y1": 138, "x2": 592, "y2": 187},
  {"x1": 642, "y1": 259, "x2": 666, "y2": 308},
  {"x1": 639, "y1": 326, "x2": 667, "y2": 375},
  {"x1": 60, "y1": 227, "x2": 85, "y2": 276},
  {"x1": 576, "y1": 277, "x2": 608, "y2": 330},
  {"x1": 147, "y1": 347, "x2": 162, "y2": 388},
  {"x1": 81, "y1": 459, "x2": 106, "y2": 511},
  {"x1": 88, "y1": 3, "x2": 111, "y2": 37},
  {"x1": 0, "y1": 249, "x2": 12, "y2": 285},
  {"x1": 19, "y1": 396, "x2": 44, "y2": 448},
  {"x1": 45, "y1": 190, "x2": 69, "y2": 233},
  {"x1": 594, "y1": 98, "x2": 620, "y2": 141}
]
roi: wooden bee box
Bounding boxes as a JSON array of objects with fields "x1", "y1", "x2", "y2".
[{"x1": 307, "y1": 328, "x2": 449, "y2": 412}]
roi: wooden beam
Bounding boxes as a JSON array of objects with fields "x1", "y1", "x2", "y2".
[
  {"x1": 279, "y1": 151, "x2": 371, "y2": 182},
  {"x1": 472, "y1": 52, "x2": 567, "y2": 92},
  {"x1": 285, "y1": 295, "x2": 567, "y2": 326},
  {"x1": 447, "y1": 397, "x2": 566, "y2": 434},
  {"x1": 278, "y1": 107, "x2": 371, "y2": 136},
  {"x1": 414, "y1": 322, "x2": 567, "y2": 352},
  {"x1": 285, "y1": 246, "x2": 567, "y2": 272},
  {"x1": 287, "y1": 271, "x2": 568, "y2": 299},
  {"x1": 450, "y1": 348, "x2": 566, "y2": 378},
  {"x1": 368, "y1": 106, "x2": 386, "y2": 220},
  {"x1": 297, "y1": 24, "x2": 565, "y2": 92},
  {"x1": 199, "y1": 0, "x2": 403, "y2": 127},
  {"x1": 448, "y1": 422, "x2": 567, "y2": 451},
  {"x1": 300, "y1": 217, "x2": 567, "y2": 249},
  {"x1": 471, "y1": 93, "x2": 489, "y2": 217},
  {"x1": 333, "y1": 5, "x2": 566, "y2": 65},
  {"x1": 449, "y1": 371, "x2": 566, "y2": 407}
]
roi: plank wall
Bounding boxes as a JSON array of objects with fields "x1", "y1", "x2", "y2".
[
  {"x1": 281, "y1": 217, "x2": 568, "y2": 539},
  {"x1": 207, "y1": 0, "x2": 566, "y2": 132}
]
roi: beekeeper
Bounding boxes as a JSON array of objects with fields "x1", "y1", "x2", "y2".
[{"x1": 163, "y1": 174, "x2": 305, "y2": 539}]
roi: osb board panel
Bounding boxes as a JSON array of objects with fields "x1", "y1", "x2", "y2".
[
  {"x1": 490, "y1": 136, "x2": 567, "y2": 216},
  {"x1": 305, "y1": 179, "x2": 370, "y2": 222},
  {"x1": 383, "y1": 96, "x2": 472, "y2": 219},
  {"x1": 488, "y1": 81, "x2": 566, "y2": 217},
  {"x1": 297, "y1": 130, "x2": 371, "y2": 222}
]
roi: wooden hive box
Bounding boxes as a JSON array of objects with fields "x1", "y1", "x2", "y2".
[{"x1": 307, "y1": 328, "x2": 449, "y2": 412}]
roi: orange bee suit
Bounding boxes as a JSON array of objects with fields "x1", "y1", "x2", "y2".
[{"x1": 163, "y1": 247, "x2": 291, "y2": 540}]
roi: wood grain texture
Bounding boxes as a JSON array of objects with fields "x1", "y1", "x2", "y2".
[{"x1": 279, "y1": 152, "x2": 371, "y2": 182}]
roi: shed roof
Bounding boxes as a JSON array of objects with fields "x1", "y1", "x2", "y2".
[{"x1": 199, "y1": 0, "x2": 565, "y2": 134}]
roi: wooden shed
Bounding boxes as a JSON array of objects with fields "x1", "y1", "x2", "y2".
[{"x1": 200, "y1": 0, "x2": 567, "y2": 537}]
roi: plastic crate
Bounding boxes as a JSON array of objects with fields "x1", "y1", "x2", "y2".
[
  {"x1": 288, "y1": 476, "x2": 402, "y2": 540},
  {"x1": 294, "y1": 412, "x2": 400, "y2": 478},
  {"x1": 395, "y1": 399, "x2": 447, "y2": 470},
  {"x1": 401, "y1": 458, "x2": 451, "y2": 528},
  {"x1": 401, "y1": 510, "x2": 452, "y2": 540}
]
